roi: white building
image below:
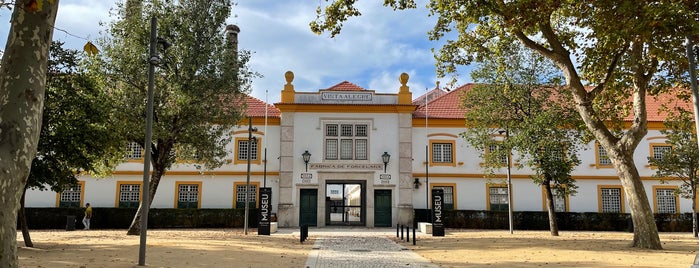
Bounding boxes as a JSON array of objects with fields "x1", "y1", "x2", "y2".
[{"x1": 26, "y1": 71, "x2": 688, "y2": 228}]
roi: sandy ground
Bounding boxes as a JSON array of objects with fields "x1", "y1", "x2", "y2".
[{"x1": 16, "y1": 228, "x2": 699, "y2": 267}]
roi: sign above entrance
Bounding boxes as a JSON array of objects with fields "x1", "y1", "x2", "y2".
[
  {"x1": 309, "y1": 163, "x2": 383, "y2": 170},
  {"x1": 321, "y1": 92, "x2": 372, "y2": 101}
]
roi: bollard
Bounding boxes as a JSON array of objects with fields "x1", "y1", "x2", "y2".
[
  {"x1": 407, "y1": 225, "x2": 410, "y2": 242},
  {"x1": 412, "y1": 225, "x2": 416, "y2": 245},
  {"x1": 401, "y1": 225, "x2": 404, "y2": 240},
  {"x1": 300, "y1": 225, "x2": 308, "y2": 243},
  {"x1": 396, "y1": 224, "x2": 399, "y2": 238}
]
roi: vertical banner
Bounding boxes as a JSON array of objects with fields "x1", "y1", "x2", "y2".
[
  {"x1": 432, "y1": 188, "x2": 445, "y2": 236},
  {"x1": 258, "y1": 187, "x2": 272, "y2": 235}
]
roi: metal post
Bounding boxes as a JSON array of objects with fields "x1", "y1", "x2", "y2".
[
  {"x1": 244, "y1": 117, "x2": 254, "y2": 235},
  {"x1": 407, "y1": 225, "x2": 410, "y2": 242},
  {"x1": 505, "y1": 130, "x2": 514, "y2": 234},
  {"x1": 426, "y1": 145, "x2": 430, "y2": 223},
  {"x1": 412, "y1": 225, "x2": 416, "y2": 245},
  {"x1": 138, "y1": 16, "x2": 157, "y2": 267},
  {"x1": 687, "y1": 37, "x2": 699, "y2": 238}
]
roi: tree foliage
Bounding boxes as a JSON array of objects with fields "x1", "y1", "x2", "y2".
[
  {"x1": 311, "y1": 0, "x2": 699, "y2": 249},
  {"x1": 89, "y1": 0, "x2": 256, "y2": 234},
  {"x1": 462, "y1": 41, "x2": 584, "y2": 236},
  {"x1": 649, "y1": 89, "x2": 699, "y2": 237}
]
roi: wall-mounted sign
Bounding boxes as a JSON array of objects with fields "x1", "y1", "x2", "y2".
[
  {"x1": 379, "y1": 174, "x2": 391, "y2": 184},
  {"x1": 321, "y1": 92, "x2": 373, "y2": 101},
  {"x1": 309, "y1": 163, "x2": 383, "y2": 170},
  {"x1": 300, "y1": 173, "x2": 312, "y2": 183}
]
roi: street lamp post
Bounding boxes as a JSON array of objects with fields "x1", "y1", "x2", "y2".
[
  {"x1": 244, "y1": 117, "x2": 257, "y2": 235},
  {"x1": 138, "y1": 16, "x2": 159, "y2": 266},
  {"x1": 499, "y1": 129, "x2": 514, "y2": 234}
]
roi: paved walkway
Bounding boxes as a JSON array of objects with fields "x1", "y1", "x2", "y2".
[{"x1": 287, "y1": 227, "x2": 439, "y2": 268}]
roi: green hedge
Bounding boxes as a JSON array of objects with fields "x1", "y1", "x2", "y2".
[
  {"x1": 19, "y1": 208, "x2": 259, "y2": 229},
  {"x1": 414, "y1": 209, "x2": 695, "y2": 232}
]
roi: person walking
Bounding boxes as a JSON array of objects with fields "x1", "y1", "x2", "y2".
[{"x1": 83, "y1": 203, "x2": 92, "y2": 230}]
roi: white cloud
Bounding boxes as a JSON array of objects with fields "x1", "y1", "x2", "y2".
[{"x1": 1, "y1": 0, "x2": 475, "y2": 104}]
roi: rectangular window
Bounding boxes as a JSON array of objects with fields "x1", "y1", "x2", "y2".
[
  {"x1": 118, "y1": 183, "x2": 141, "y2": 208},
  {"x1": 553, "y1": 192, "x2": 567, "y2": 212},
  {"x1": 235, "y1": 183, "x2": 258, "y2": 208},
  {"x1": 488, "y1": 186, "x2": 509, "y2": 211},
  {"x1": 324, "y1": 123, "x2": 369, "y2": 160},
  {"x1": 596, "y1": 143, "x2": 612, "y2": 166},
  {"x1": 237, "y1": 139, "x2": 258, "y2": 161},
  {"x1": 599, "y1": 186, "x2": 623, "y2": 213},
  {"x1": 651, "y1": 145, "x2": 672, "y2": 162},
  {"x1": 433, "y1": 185, "x2": 455, "y2": 210},
  {"x1": 655, "y1": 187, "x2": 677, "y2": 214},
  {"x1": 126, "y1": 142, "x2": 143, "y2": 160},
  {"x1": 59, "y1": 183, "x2": 83, "y2": 208},
  {"x1": 432, "y1": 143, "x2": 453, "y2": 163},
  {"x1": 545, "y1": 147, "x2": 564, "y2": 162},
  {"x1": 487, "y1": 144, "x2": 508, "y2": 165},
  {"x1": 326, "y1": 139, "x2": 338, "y2": 160},
  {"x1": 177, "y1": 183, "x2": 201, "y2": 208}
]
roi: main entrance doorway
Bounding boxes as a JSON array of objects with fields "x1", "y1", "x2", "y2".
[
  {"x1": 325, "y1": 182, "x2": 365, "y2": 226},
  {"x1": 299, "y1": 189, "x2": 318, "y2": 226}
]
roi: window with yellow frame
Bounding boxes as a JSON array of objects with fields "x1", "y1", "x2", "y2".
[
  {"x1": 653, "y1": 185, "x2": 678, "y2": 214},
  {"x1": 594, "y1": 143, "x2": 613, "y2": 168},
  {"x1": 430, "y1": 183, "x2": 456, "y2": 210},
  {"x1": 175, "y1": 181, "x2": 202, "y2": 208},
  {"x1": 235, "y1": 137, "x2": 262, "y2": 165},
  {"x1": 597, "y1": 185, "x2": 624, "y2": 213},
  {"x1": 486, "y1": 184, "x2": 510, "y2": 211},
  {"x1": 541, "y1": 185, "x2": 569, "y2": 212},
  {"x1": 56, "y1": 181, "x2": 85, "y2": 208},
  {"x1": 649, "y1": 143, "x2": 673, "y2": 164},
  {"x1": 430, "y1": 140, "x2": 456, "y2": 166},
  {"x1": 115, "y1": 181, "x2": 142, "y2": 208},
  {"x1": 234, "y1": 182, "x2": 260, "y2": 208}
]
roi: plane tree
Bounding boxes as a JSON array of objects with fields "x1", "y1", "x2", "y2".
[
  {"x1": 0, "y1": 1, "x2": 59, "y2": 266},
  {"x1": 310, "y1": 0, "x2": 699, "y2": 249},
  {"x1": 89, "y1": 0, "x2": 256, "y2": 235},
  {"x1": 461, "y1": 40, "x2": 584, "y2": 236}
]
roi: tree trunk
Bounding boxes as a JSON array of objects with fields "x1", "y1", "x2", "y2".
[
  {"x1": 693, "y1": 186, "x2": 697, "y2": 238},
  {"x1": 543, "y1": 181, "x2": 559, "y2": 236},
  {"x1": 613, "y1": 153, "x2": 662, "y2": 249},
  {"x1": 0, "y1": 1, "x2": 59, "y2": 267},
  {"x1": 126, "y1": 168, "x2": 165, "y2": 235},
  {"x1": 18, "y1": 188, "x2": 33, "y2": 248}
]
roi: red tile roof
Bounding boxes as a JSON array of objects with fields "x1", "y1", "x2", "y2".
[
  {"x1": 412, "y1": 84, "x2": 690, "y2": 123},
  {"x1": 412, "y1": 88, "x2": 448, "y2": 105},
  {"x1": 244, "y1": 95, "x2": 280, "y2": 118},
  {"x1": 323, "y1": 81, "x2": 366, "y2": 91},
  {"x1": 413, "y1": 84, "x2": 475, "y2": 119}
]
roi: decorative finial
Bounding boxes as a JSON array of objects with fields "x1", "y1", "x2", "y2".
[
  {"x1": 399, "y1": 73, "x2": 409, "y2": 86},
  {"x1": 285, "y1": 71, "x2": 294, "y2": 85}
]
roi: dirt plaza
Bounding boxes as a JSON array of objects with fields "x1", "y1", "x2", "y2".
[{"x1": 16, "y1": 228, "x2": 699, "y2": 267}]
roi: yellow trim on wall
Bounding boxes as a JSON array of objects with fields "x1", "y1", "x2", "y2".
[
  {"x1": 597, "y1": 185, "x2": 625, "y2": 213},
  {"x1": 429, "y1": 139, "x2": 457, "y2": 167},
  {"x1": 114, "y1": 181, "x2": 144, "y2": 208},
  {"x1": 112, "y1": 170, "x2": 280, "y2": 176},
  {"x1": 233, "y1": 181, "x2": 261, "y2": 208},
  {"x1": 174, "y1": 181, "x2": 203, "y2": 208},
  {"x1": 427, "y1": 133, "x2": 459, "y2": 138},
  {"x1": 540, "y1": 185, "x2": 569, "y2": 212},
  {"x1": 652, "y1": 185, "x2": 679, "y2": 213},
  {"x1": 485, "y1": 183, "x2": 510, "y2": 211},
  {"x1": 234, "y1": 137, "x2": 262, "y2": 165},
  {"x1": 55, "y1": 181, "x2": 86, "y2": 208},
  {"x1": 275, "y1": 104, "x2": 417, "y2": 113}
]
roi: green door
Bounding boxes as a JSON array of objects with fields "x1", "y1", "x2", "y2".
[
  {"x1": 299, "y1": 189, "x2": 318, "y2": 227},
  {"x1": 374, "y1": 190, "x2": 392, "y2": 227}
]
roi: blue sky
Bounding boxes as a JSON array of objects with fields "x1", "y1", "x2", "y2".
[{"x1": 1, "y1": 0, "x2": 473, "y2": 103}]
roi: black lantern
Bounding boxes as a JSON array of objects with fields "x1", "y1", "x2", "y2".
[
  {"x1": 302, "y1": 150, "x2": 311, "y2": 172},
  {"x1": 413, "y1": 178, "x2": 421, "y2": 189},
  {"x1": 382, "y1": 152, "x2": 390, "y2": 173}
]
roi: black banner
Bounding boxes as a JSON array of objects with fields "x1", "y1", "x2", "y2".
[
  {"x1": 432, "y1": 188, "x2": 445, "y2": 236},
  {"x1": 258, "y1": 187, "x2": 272, "y2": 235}
]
